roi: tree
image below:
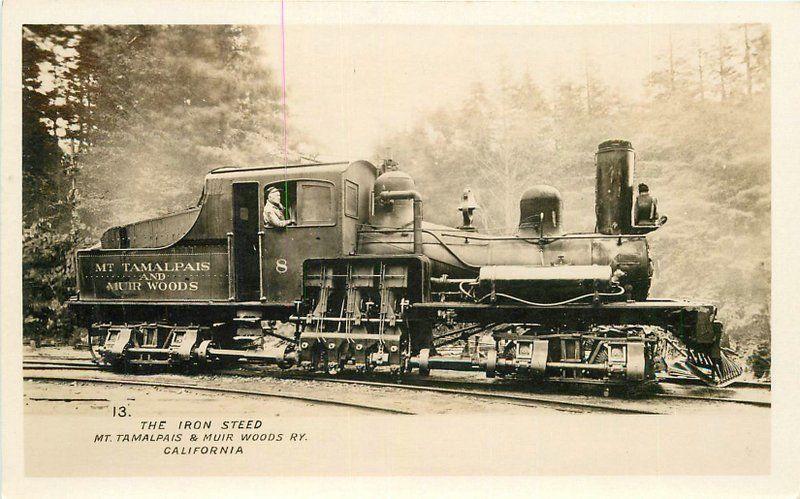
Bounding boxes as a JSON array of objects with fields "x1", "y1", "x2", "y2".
[
  {"x1": 695, "y1": 46, "x2": 707, "y2": 102},
  {"x1": 645, "y1": 32, "x2": 693, "y2": 102},
  {"x1": 553, "y1": 81, "x2": 585, "y2": 119},
  {"x1": 22, "y1": 26, "x2": 73, "y2": 227},
  {"x1": 714, "y1": 30, "x2": 739, "y2": 101},
  {"x1": 22, "y1": 26, "x2": 85, "y2": 342},
  {"x1": 747, "y1": 341, "x2": 771, "y2": 379},
  {"x1": 52, "y1": 25, "x2": 290, "y2": 232},
  {"x1": 383, "y1": 60, "x2": 770, "y2": 362},
  {"x1": 750, "y1": 26, "x2": 771, "y2": 95},
  {"x1": 741, "y1": 24, "x2": 754, "y2": 97},
  {"x1": 22, "y1": 25, "x2": 291, "y2": 341}
]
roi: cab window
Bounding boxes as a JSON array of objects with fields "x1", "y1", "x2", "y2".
[
  {"x1": 264, "y1": 180, "x2": 335, "y2": 227},
  {"x1": 345, "y1": 180, "x2": 359, "y2": 219}
]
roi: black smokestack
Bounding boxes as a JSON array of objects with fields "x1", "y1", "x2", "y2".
[{"x1": 595, "y1": 140, "x2": 634, "y2": 235}]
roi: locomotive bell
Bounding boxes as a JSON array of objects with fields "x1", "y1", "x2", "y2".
[{"x1": 518, "y1": 185, "x2": 563, "y2": 236}]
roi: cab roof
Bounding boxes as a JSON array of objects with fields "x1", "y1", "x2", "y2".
[
  {"x1": 208, "y1": 161, "x2": 350, "y2": 175},
  {"x1": 204, "y1": 161, "x2": 378, "y2": 182}
]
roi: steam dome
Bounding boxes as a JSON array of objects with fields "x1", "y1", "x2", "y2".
[{"x1": 518, "y1": 185, "x2": 563, "y2": 236}]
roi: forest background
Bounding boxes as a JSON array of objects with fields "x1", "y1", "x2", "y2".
[{"x1": 21, "y1": 24, "x2": 770, "y2": 377}]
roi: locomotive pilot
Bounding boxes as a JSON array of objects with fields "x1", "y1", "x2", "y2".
[
  {"x1": 264, "y1": 187, "x2": 296, "y2": 228},
  {"x1": 634, "y1": 183, "x2": 658, "y2": 226}
]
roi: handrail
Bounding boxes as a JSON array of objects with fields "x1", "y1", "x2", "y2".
[
  {"x1": 226, "y1": 232, "x2": 235, "y2": 301},
  {"x1": 258, "y1": 231, "x2": 266, "y2": 301}
]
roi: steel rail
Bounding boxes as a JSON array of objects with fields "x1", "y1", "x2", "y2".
[
  {"x1": 22, "y1": 374, "x2": 415, "y2": 415},
  {"x1": 220, "y1": 368, "x2": 772, "y2": 412},
  {"x1": 23, "y1": 365, "x2": 102, "y2": 371},
  {"x1": 23, "y1": 359, "x2": 100, "y2": 367},
  {"x1": 658, "y1": 377, "x2": 771, "y2": 390},
  {"x1": 22, "y1": 360, "x2": 769, "y2": 409},
  {"x1": 729, "y1": 380, "x2": 772, "y2": 389},
  {"x1": 654, "y1": 393, "x2": 770, "y2": 408},
  {"x1": 25, "y1": 365, "x2": 653, "y2": 413},
  {"x1": 272, "y1": 376, "x2": 663, "y2": 415}
]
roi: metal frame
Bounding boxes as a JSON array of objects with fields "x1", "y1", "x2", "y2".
[{"x1": 231, "y1": 181, "x2": 261, "y2": 301}]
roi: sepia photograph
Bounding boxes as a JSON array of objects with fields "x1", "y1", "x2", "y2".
[{"x1": 3, "y1": 0, "x2": 799, "y2": 496}]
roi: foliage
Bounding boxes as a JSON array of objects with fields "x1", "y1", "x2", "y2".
[
  {"x1": 384, "y1": 25, "x2": 771, "y2": 373},
  {"x1": 22, "y1": 24, "x2": 772, "y2": 380},
  {"x1": 74, "y1": 25, "x2": 290, "y2": 230},
  {"x1": 747, "y1": 341, "x2": 771, "y2": 380},
  {"x1": 22, "y1": 27, "x2": 74, "y2": 228},
  {"x1": 22, "y1": 25, "x2": 289, "y2": 340},
  {"x1": 22, "y1": 216, "x2": 87, "y2": 342}
]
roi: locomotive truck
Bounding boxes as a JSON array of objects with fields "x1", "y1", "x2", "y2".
[{"x1": 68, "y1": 140, "x2": 741, "y2": 387}]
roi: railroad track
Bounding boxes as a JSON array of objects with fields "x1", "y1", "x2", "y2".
[
  {"x1": 396, "y1": 374, "x2": 772, "y2": 408},
  {"x1": 23, "y1": 374, "x2": 415, "y2": 415},
  {"x1": 218, "y1": 368, "x2": 774, "y2": 412},
  {"x1": 658, "y1": 377, "x2": 771, "y2": 390},
  {"x1": 23, "y1": 360, "x2": 101, "y2": 371},
  {"x1": 23, "y1": 360, "x2": 769, "y2": 412},
  {"x1": 654, "y1": 393, "x2": 770, "y2": 408},
  {"x1": 25, "y1": 367, "x2": 660, "y2": 414},
  {"x1": 314, "y1": 378, "x2": 765, "y2": 410},
  {"x1": 24, "y1": 359, "x2": 100, "y2": 366},
  {"x1": 216, "y1": 368, "x2": 665, "y2": 414},
  {"x1": 286, "y1": 376, "x2": 664, "y2": 414},
  {"x1": 24, "y1": 369, "x2": 660, "y2": 415}
]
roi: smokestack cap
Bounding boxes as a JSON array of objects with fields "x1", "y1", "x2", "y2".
[{"x1": 598, "y1": 139, "x2": 634, "y2": 152}]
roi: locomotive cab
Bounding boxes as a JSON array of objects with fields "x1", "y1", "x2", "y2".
[
  {"x1": 72, "y1": 160, "x2": 377, "y2": 307},
  {"x1": 217, "y1": 161, "x2": 378, "y2": 304}
]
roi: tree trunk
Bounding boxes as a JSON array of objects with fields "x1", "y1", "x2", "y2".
[
  {"x1": 668, "y1": 30, "x2": 676, "y2": 96},
  {"x1": 743, "y1": 24, "x2": 753, "y2": 97},
  {"x1": 697, "y1": 47, "x2": 705, "y2": 102},
  {"x1": 583, "y1": 50, "x2": 591, "y2": 116},
  {"x1": 717, "y1": 32, "x2": 727, "y2": 101}
]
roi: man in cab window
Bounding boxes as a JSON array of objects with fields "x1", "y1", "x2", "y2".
[{"x1": 264, "y1": 187, "x2": 296, "y2": 228}]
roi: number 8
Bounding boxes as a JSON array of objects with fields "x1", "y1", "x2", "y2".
[{"x1": 275, "y1": 259, "x2": 288, "y2": 274}]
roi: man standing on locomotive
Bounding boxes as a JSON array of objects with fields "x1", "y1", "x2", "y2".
[
  {"x1": 634, "y1": 183, "x2": 658, "y2": 226},
  {"x1": 264, "y1": 186, "x2": 296, "y2": 228}
]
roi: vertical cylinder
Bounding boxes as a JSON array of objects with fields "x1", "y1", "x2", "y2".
[
  {"x1": 413, "y1": 198, "x2": 423, "y2": 255},
  {"x1": 595, "y1": 140, "x2": 635, "y2": 235}
]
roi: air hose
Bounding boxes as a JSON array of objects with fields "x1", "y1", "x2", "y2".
[{"x1": 474, "y1": 285, "x2": 626, "y2": 307}]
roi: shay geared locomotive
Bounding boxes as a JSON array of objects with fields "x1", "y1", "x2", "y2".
[{"x1": 68, "y1": 140, "x2": 742, "y2": 387}]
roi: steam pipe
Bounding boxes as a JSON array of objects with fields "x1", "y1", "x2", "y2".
[
  {"x1": 378, "y1": 190, "x2": 423, "y2": 254},
  {"x1": 407, "y1": 355, "x2": 613, "y2": 374}
]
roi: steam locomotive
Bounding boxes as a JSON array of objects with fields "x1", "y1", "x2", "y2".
[{"x1": 68, "y1": 139, "x2": 741, "y2": 387}]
